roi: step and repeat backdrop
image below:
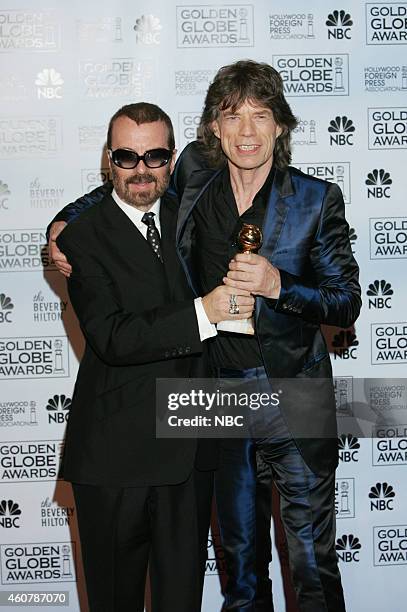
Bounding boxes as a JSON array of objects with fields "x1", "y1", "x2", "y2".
[{"x1": 0, "y1": 1, "x2": 406, "y2": 610}]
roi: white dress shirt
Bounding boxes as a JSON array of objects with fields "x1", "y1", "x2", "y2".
[{"x1": 112, "y1": 189, "x2": 216, "y2": 342}]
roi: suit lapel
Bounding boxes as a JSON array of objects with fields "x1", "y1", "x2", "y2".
[
  {"x1": 98, "y1": 194, "x2": 166, "y2": 276},
  {"x1": 260, "y1": 168, "x2": 294, "y2": 259},
  {"x1": 160, "y1": 195, "x2": 181, "y2": 300}
]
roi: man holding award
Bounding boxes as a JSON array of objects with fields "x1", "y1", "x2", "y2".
[{"x1": 49, "y1": 60, "x2": 361, "y2": 611}]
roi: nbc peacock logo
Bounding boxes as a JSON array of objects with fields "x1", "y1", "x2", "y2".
[
  {"x1": 367, "y1": 280, "x2": 393, "y2": 309},
  {"x1": 332, "y1": 330, "x2": 359, "y2": 360},
  {"x1": 0, "y1": 499, "x2": 22, "y2": 528},
  {"x1": 46, "y1": 394, "x2": 71, "y2": 425},
  {"x1": 338, "y1": 434, "x2": 360, "y2": 462},
  {"x1": 134, "y1": 14, "x2": 162, "y2": 45},
  {"x1": 326, "y1": 10, "x2": 353, "y2": 39},
  {"x1": 366, "y1": 169, "x2": 392, "y2": 199},
  {"x1": 369, "y1": 482, "x2": 396, "y2": 511},
  {"x1": 336, "y1": 534, "x2": 361, "y2": 562},
  {"x1": 0, "y1": 293, "x2": 14, "y2": 323},
  {"x1": 328, "y1": 116, "x2": 355, "y2": 146}
]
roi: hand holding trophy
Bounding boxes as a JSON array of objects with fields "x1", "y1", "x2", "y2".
[{"x1": 217, "y1": 223, "x2": 263, "y2": 335}]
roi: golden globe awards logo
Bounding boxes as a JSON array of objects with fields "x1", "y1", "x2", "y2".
[
  {"x1": 0, "y1": 117, "x2": 62, "y2": 159},
  {"x1": 81, "y1": 168, "x2": 111, "y2": 193},
  {"x1": 374, "y1": 526, "x2": 407, "y2": 565},
  {"x1": 176, "y1": 5, "x2": 254, "y2": 47},
  {"x1": 273, "y1": 54, "x2": 349, "y2": 96},
  {"x1": 78, "y1": 125, "x2": 106, "y2": 151},
  {"x1": 206, "y1": 528, "x2": 226, "y2": 575},
  {"x1": 296, "y1": 162, "x2": 350, "y2": 204},
  {"x1": 0, "y1": 542, "x2": 76, "y2": 584},
  {"x1": 178, "y1": 112, "x2": 201, "y2": 151},
  {"x1": 0, "y1": 440, "x2": 63, "y2": 482},
  {"x1": 368, "y1": 108, "x2": 407, "y2": 149},
  {"x1": 79, "y1": 58, "x2": 154, "y2": 99},
  {"x1": 335, "y1": 478, "x2": 355, "y2": 518},
  {"x1": 371, "y1": 323, "x2": 407, "y2": 364},
  {"x1": 0, "y1": 230, "x2": 55, "y2": 272},
  {"x1": 77, "y1": 17, "x2": 123, "y2": 45},
  {"x1": 269, "y1": 13, "x2": 315, "y2": 39},
  {"x1": 0, "y1": 10, "x2": 61, "y2": 52},
  {"x1": 366, "y1": 3, "x2": 407, "y2": 44},
  {"x1": 373, "y1": 424, "x2": 407, "y2": 466},
  {"x1": 369, "y1": 217, "x2": 407, "y2": 258},
  {"x1": 0, "y1": 336, "x2": 69, "y2": 379}
]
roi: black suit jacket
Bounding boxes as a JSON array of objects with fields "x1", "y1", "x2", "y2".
[{"x1": 57, "y1": 191, "x2": 213, "y2": 487}]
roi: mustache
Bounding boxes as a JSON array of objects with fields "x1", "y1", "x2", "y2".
[{"x1": 125, "y1": 173, "x2": 156, "y2": 185}]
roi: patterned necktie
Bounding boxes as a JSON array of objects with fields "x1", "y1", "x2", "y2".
[{"x1": 141, "y1": 212, "x2": 163, "y2": 262}]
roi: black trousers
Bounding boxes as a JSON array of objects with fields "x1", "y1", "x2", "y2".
[{"x1": 73, "y1": 469, "x2": 213, "y2": 612}]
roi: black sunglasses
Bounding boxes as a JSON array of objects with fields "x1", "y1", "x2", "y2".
[{"x1": 108, "y1": 147, "x2": 173, "y2": 169}]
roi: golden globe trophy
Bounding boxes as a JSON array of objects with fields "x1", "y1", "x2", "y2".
[{"x1": 217, "y1": 223, "x2": 263, "y2": 335}]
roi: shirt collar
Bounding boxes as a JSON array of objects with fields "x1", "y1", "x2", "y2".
[{"x1": 111, "y1": 188, "x2": 161, "y2": 227}]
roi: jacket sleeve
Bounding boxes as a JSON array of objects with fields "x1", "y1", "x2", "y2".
[
  {"x1": 57, "y1": 228, "x2": 202, "y2": 366},
  {"x1": 169, "y1": 141, "x2": 211, "y2": 198},
  {"x1": 46, "y1": 182, "x2": 112, "y2": 238},
  {"x1": 273, "y1": 182, "x2": 361, "y2": 328}
]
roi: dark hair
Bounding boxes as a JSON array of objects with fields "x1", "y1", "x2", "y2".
[
  {"x1": 199, "y1": 60, "x2": 298, "y2": 168},
  {"x1": 107, "y1": 102, "x2": 175, "y2": 150}
]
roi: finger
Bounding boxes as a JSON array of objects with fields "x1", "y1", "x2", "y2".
[
  {"x1": 221, "y1": 284, "x2": 252, "y2": 296},
  {"x1": 228, "y1": 261, "x2": 254, "y2": 272},
  {"x1": 233, "y1": 253, "x2": 258, "y2": 264},
  {"x1": 226, "y1": 270, "x2": 251, "y2": 282},
  {"x1": 223, "y1": 277, "x2": 253, "y2": 291},
  {"x1": 55, "y1": 261, "x2": 72, "y2": 274}
]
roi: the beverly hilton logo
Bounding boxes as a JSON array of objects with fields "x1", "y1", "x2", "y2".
[
  {"x1": 328, "y1": 116, "x2": 355, "y2": 145},
  {"x1": 326, "y1": 10, "x2": 353, "y2": 39},
  {"x1": 134, "y1": 15, "x2": 162, "y2": 44}
]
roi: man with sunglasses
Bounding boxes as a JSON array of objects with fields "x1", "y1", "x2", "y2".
[{"x1": 53, "y1": 102, "x2": 254, "y2": 612}]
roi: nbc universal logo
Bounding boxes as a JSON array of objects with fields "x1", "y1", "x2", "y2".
[
  {"x1": 0, "y1": 117, "x2": 62, "y2": 159},
  {"x1": 332, "y1": 329, "x2": 359, "y2": 360},
  {"x1": 35, "y1": 68, "x2": 63, "y2": 100},
  {"x1": 0, "y1": 500, "x2": 21, "y2": 529},
  {"x1": 366, "y1": 3, "x2": 407, "y2": 44},
  {"x1": 335, "y1": 478, "x2": 355, "y2": 518},
  {"x1": 338, "y1": 434, "x2": 360, "y2": 462},
  {"x1": 0, "y1": 180, "x2": 10, "y2": 210},
  {"x1": 336, "y1": 534, "x2": 361, "y2": 563},
  {"x1": 326, "y1": 10, "x2": 353, "y2": 39},
  {"x1": 295, "y1": 162, "x2": 350, "y2": 204},
  {"x1": 79, "y1": 58, "x2": 154, "y2": 99},
  {"x1": 0, "y1": 229, "x2": 56, "y2": 272},
  {"x1": 371, "y1": 323, "x2": 407, "y2": 364},
  {"x1": 176, "y1": 5, "x2": 254, "y2": 47},
  {"x1": 368, "y1": 107, "x2": 407, "y2": 149},
  {"x1": 0, "y1": 336, "x2": 70, "y2": 380},
  {"x1": 269, "y1": 12, "x2": 315, "y2": 39},
  {"x1": 367, "y1": 280, "x2": 393, "y2": 309},
  {"x1": 366, "y1": 168, "x2": 392, "y2": 198},
  {"x1": 369, "y1": 217, "x2": 407, "y2": 259},
  {"x1": 206, "y1": 528, "x2": 226, "y2": 575},
  {"x1": 374, "y1": 525, "x2": 407, "y2": 566},
  {"x1": 134, "y1": 14, "x2": 162, "y2": 44},
  {"x1": 0, "y1": 293, "x2": 13, "y2": 323},
  {"x1": 272, "y1": 54, "x2": 349, "y2": 96},
  {"x1": 369, "y1": 482, "x2": 396, "y2": 511},
  {"x1": 46, "y1": 394, "x2": 71, "y2": 425},
  {"x1": 0, "y1": 440, "x2": 63, "y2": 482},
  {"x1": 0, "y1": 542, "x2": 76, "y2": 584},
  {"x1": 81, "y1": 168, "x2": 111, "y2": 193},
  {"x1": 0, "y1": 9, "x2": 61, "y2": 52},
  {"x1": 178, "y1": 113, "x2": 200, "y2": 151}
]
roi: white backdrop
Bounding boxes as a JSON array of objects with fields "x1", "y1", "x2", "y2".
[{"x1": 0, "y1": 1, "x2": 406, "y2": 611}]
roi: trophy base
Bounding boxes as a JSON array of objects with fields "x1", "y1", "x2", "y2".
[{"x1": 217, "y1": 317, "x2": 254, "y2": 335}]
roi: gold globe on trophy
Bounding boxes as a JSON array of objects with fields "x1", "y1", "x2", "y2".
[{"x1": 217, "y1": 223, "x2": 263, "y2": 335}]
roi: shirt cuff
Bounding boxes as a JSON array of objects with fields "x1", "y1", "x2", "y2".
[{"x1": 194, "y1": 297, "x2": 217, "y2": 341}]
